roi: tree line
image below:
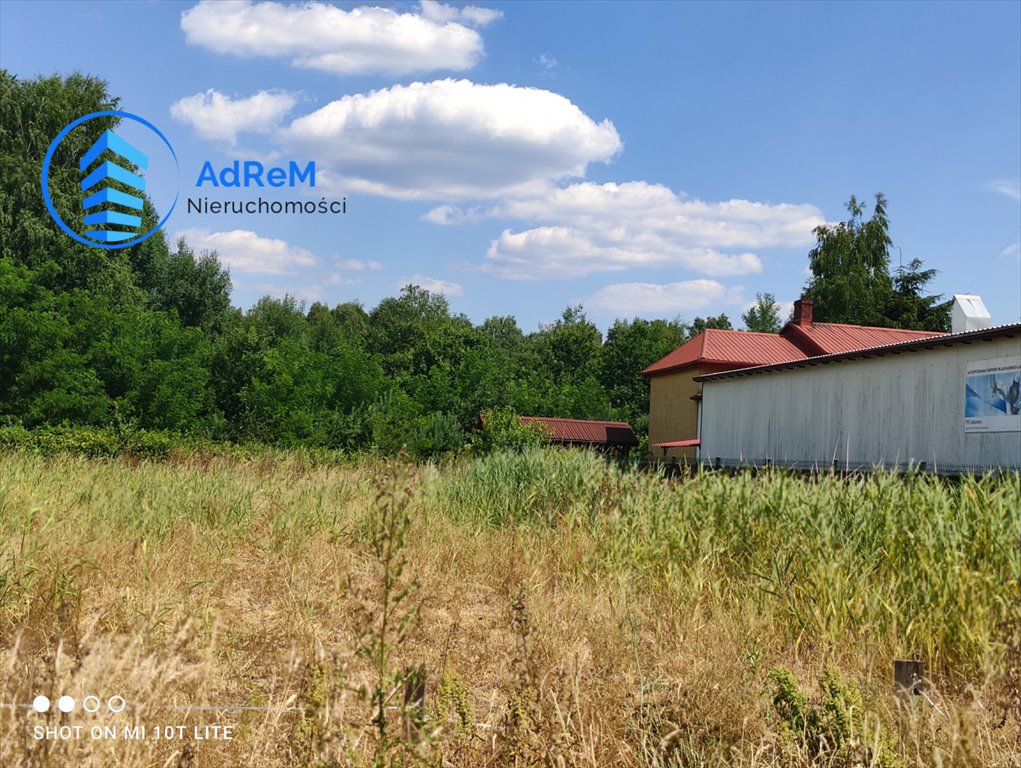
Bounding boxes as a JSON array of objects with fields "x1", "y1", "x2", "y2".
[{"x1": 0, "y1": 71, "x2": 949, "y2": 456}]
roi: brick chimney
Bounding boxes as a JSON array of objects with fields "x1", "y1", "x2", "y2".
[{"x1": 792, "y1": 298, "x2": 813, "y2": 327}]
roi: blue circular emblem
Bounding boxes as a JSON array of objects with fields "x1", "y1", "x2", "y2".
[{"x1": 40, "y1": 110, "x2": 179, "y2": 250}]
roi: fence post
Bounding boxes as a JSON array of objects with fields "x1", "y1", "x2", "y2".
[{"x1": 893, "y1": 659, "x2": 925, "y2": 698}]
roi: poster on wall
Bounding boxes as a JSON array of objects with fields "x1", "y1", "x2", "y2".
[{"x1": 964, "y1": 356, "x2": 1021, "y2": 432}]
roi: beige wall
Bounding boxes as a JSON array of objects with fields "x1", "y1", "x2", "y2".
[
  {"x1": 647, "y1": 364, "x2": 737, "y2": 463},
  {"x1": 647, "y1": 367, "x2": 700, "y2": 462}
]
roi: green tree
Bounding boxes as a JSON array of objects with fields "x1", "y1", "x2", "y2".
[
  {"x1": 207, "y1": 296, "x2": 307, "y2": 440},
  {"x1": 742, "y1": 293, "x2": 782, "y2": 333},
  {"x1": 367, "y1": 285, "x2": 454, "y2": 376},
  {"x1": 237, "y1": 337, "x2": 384, "y2": 447},
  {"x1": 118, "y1": 310, "x2": 215, "y2": 431},
  {"x1": 480, "y1": 315, "x2": 525, "y2": 356},
  {"x1": 208, "y1": 294, "x2": 386, "y2": 446},
  {"x1": 0, "y1": 71, "x2": 229, "y2": 435},
  {"x1": 367, "y1": 286, "x2": 510, "y2": 439},
  {"x1": 246, "y1": 294, "x2": 308, "y2": 345},
  {"x1": 331, "y1": 301, "x2": 370, "y2": 344},
  {"x1": 803, "y1": 194, "x2": 948, "y2": 331},
  {"x1": 512, "y1": 306, "x2": 615, "y2": 420},
  {"x1": 687, "y1": 313, "x2": 732, "y2": 339},
  {"x1": 888, "y1": 258, "x2": 952, "y2": 331},
  {"x1": 803, "y1": 193, "x2": 894, "y2": 326},
  {"x1": 0, "y1": 261, "x2": 216, "y2": 431},
  {"x1": 0, "y1": 70, "x2": 172, "y2": 296},
  {"x1": 151, "y1": 239, "x2": 233, "y2": 334},
  {"x1": 0, "y1": 71, "x2": 115, "y2": 289},
  {"x1": 0, "y1": 269, "x2": 114, "y2": 426},
  {"x1": 599, "y1": 317, "x2": 686, "y2": 427},
  {"x1": 306, "y1": 301, "x2": 344, "y2": 353},
  {"x1": 541, "y1": 305, "x2": 603, "y2": 380}
]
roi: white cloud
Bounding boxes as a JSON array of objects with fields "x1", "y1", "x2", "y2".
[
  {"x1": 177, "y1": 228, "x2": 320, "y2": 274},
  {"x1": 471, "y1": 182, "x2": 823, "y2": 280},
  {"x1": 419, "y1": 0, "x2": 501, "y2": 27},
  {"x1": 492, "y1": 183, "x2": 824, "y2": 248},
  {"x1": 985, "y1": 178, "x2": 1021, "y2": 202},
  {"x1": 1000, "y1": 242, "x2": 1021, "y2": 261},
  {"x1": 421, "y1": 204, "x2": 485, "y2": 225},
  {"x1": 777, "y1": 299, "x2": 796, "y2": 323},
  {"x1": 582, "y1": 280, "x2": 742, "y2": 317},
  {"x1": 170, "y1": 89, "x2": 296, "y2": 144},
  {"x1": 538, "y1": 53, "x2": 558, "y2": 70},
  {"x1": 336, "y1": 258, "x2": 384, "y2": 271},
  {"x1": 398, "y1": 275, "x2": 463, "y2": 296},
  {"x1": 181, "y1": 0, "x2": 496, "y2": 75},
  {"x1": 481, "y1": 225, "x2": 760, "y2": 280},
  {"x1": 326, "y1": 273, "x2": 363, "y2": 286},
  {"x1": 283, "y1": 79, "x2": 621, "y2": 200}
]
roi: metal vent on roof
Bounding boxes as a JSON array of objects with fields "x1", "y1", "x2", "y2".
[{"x1": 951, "y1": 294, "x2": 991, "y2": 334}]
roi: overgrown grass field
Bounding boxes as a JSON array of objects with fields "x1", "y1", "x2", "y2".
[{"x1": 1, "y1": 448, "x2": 1018, "y2": 766}]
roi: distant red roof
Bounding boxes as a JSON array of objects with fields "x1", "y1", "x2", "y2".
[
  {"x1": 641, "y1": 329, "x2": 806, "y2": 376},
  {"x1": 520, "y1": 416, "x2": 639, "y2": 447},
  {"x1": 642, "y1": 323, "x2": 947, "y2": 378}
]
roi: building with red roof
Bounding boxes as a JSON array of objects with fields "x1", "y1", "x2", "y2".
[
  {"x1": 642, "y1": 299, "x2": 945, "y2": 461},
  {"x1": 695, "y1": 321, "x2": 1020, "y2": 474},
  {"x1": 519, "y1": 416, "x2": 639, "y2": 452}
]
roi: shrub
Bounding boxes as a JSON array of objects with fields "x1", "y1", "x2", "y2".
[
  {"x1": 769, "y1": 666, "x2": 902, "y2": 767},
  {"x1": 469, "y1": 407, "x2": 551, "y2": 455},
  {"x1": 0, "y1": 425, "x2": 207, "y2": 459}
]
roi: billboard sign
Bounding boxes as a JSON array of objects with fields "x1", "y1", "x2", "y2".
[{"x1": 964, "y1": 356, "x2": 1021, "y2": 433}]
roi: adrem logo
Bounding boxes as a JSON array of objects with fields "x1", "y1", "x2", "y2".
[
  {"x1": 41, "y1": 110, "x2": 179, "y2": 250},
  {"x1": 196, "y1": 159, "x2": 315, "y2": 188},
  {"x1": 43, "y1": 111, "x2": 332, "y2": 247},
  {"x1": 79, "y1": 130, "x2": 147, "y2": 242}
]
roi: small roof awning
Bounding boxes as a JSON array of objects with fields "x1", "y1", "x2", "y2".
[{"x1": 652, "y1": 439, "x2": 701, "y2": 448}]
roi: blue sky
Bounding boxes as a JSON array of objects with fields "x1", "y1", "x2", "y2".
[{"x1": 2, "y1": 0, "x2": 1019, "y2": 331}]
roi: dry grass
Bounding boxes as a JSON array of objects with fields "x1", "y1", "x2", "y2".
[{"x1": 0, "y1": 448, "x2": 1018, "y2": 767}]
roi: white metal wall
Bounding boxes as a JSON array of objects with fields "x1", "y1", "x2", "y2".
[{"x1": 699, "y1": 336, "x2": 1021, "y2": 471}]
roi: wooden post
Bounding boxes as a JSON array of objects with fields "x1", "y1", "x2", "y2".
[{"x1": 894, "y1": 659, "x2": 925, "y2": 697}]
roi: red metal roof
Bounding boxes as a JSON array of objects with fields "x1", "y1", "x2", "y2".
[
  {"x1": 520, "y1": 416, "x2": 639, "y2": 446},
  {"x1": 641, "y1": 329, "x2": 807, "y2": 376},
  {"x1": 642, "y1": 324, "x2": 948, "y2": 377},
  {"x1": 697, "y1": 322, "x2": 1019, "y2": 382},
  {"x1": 782, "y1": 322, "x2": 946, "y2": 356}
]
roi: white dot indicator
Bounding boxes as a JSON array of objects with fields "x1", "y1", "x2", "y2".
[
  {"x1": 57, "y1": 695, "x2": 76, "y2": 713},
  {"x1": 108, "y1": 696, "x2": 126, "y2": 713},
  {"x1": 32, "y1": 695, "x2": 50, "y2": 713},
  {"x1": 82, "y1": 696, "x2": 101, "y2": 713}
]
